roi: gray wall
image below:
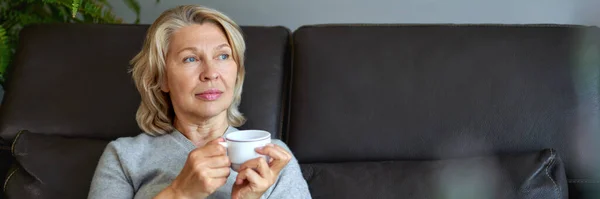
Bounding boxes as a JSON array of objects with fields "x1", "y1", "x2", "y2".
[{"x1": 108, "y1": 0, "x2": 599, "y2": 30}]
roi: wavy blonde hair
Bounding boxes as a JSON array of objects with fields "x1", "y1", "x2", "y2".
[{"x1": 130, "y1": 5, "x2": 246, "y2": 136}]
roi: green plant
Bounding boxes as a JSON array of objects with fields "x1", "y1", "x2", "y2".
[{"x1": 0, "y1": 0, "x2": 157, "y2": 83}]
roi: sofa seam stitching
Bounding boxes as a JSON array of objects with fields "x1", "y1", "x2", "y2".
[
  {"x1": 10, "y1": 130, "x2": 25, "y2": 156},
  {"x1": 3, "y1": 167, "x2": 19, "y2": 193},
  {"x1": 545, "y1": 150, "x2": 559, "y2": 198}
]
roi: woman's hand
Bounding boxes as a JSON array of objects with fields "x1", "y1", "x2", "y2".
[
  {"x1": 162, "y1": 138, "x2": 231, "y2": 199},
  {"x1": 231, "y1": 143, "x2": 292, "y2": 199}
]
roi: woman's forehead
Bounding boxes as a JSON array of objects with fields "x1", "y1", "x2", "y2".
[{"x1": 169, "y1": 23, "x2": 230, "y2": 51}]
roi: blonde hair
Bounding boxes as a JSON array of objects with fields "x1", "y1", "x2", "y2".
[{"x1": 130, "y1": 5, "x2": 246, "y2": 136}]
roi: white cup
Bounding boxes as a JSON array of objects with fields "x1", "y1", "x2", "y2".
[{"x1": 219, "y1": 130, "x2": 271, "y2": 171}]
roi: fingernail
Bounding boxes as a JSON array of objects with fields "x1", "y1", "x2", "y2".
[{"x1": 267, "y1": 143, "x2": 274, "y2": 147}]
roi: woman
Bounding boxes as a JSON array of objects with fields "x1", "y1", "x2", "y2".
[{"x1": 88, "y1": 5, "x2": 311, "y2": 199}]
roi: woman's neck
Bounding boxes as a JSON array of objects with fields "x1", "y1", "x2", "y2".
[{"x1": 173, "y1": 113, "x2": 229, "y2": 147}]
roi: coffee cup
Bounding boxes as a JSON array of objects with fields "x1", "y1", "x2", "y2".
[{"x1": 219, "y1": 130, "x2": 271, "y2": 171}]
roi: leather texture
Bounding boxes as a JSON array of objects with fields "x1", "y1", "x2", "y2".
[
  {"x1": 301, "y1": 149, "x2": 567, "y2": 199},
  {"x1": 236, "y1": 26, "x2": 291, "y2": 139},
  {"x1": 5, "y1": 131, "x2": 109, "y2": 199},
  {"x1": 0, "y1": 24, "x2": 291, "y2": 141},
  {"x1": 2, "y1": 24, "x2": 599, "y2": 199},
  {"x1": 569, "y1": 181, "x2": 600, "y2": 199},
  {"x1": 288, "y1": 25, "x2": 600, "y2": 197},
  {"x1": 0, "y1": 137, "x2": 11, "y2": 199},
  {"x1": 0, "y1": 24, "x2": 145, "y2": 141}
]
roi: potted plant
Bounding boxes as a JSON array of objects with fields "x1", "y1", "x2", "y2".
[{"x1": 0, "y1": 0, "x2": 156, "y2": 87}]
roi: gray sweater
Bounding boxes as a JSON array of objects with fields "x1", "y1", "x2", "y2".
[{"x1": 88, "y1": 127, "x2": 311, "y2": 199}]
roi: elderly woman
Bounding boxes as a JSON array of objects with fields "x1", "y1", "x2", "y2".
[{"x1": 88, "y1": 5, "x2": 311, "y2": 199}]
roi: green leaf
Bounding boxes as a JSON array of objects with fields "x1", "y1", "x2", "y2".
[
  {"x1": 79, "y1": 1, "x2": 120, "y2": 23},
  {"x1": 4, "y1": 10, "x2": 46, "y2": 27},
  {"x1": 48, "y1": 3, "x2": 71, "y2": 22},
  {"x1": 42, "y1": 0, "x2": 58, "y2": 4},
  {"x1": 71, "y1": 0, "x2": 82, "y2": 18},
  {"x1": 0, "y1": 26, "x2": 10, "y2": 82}
]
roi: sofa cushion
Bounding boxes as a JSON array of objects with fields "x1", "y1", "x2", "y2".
[
  {"x1": 301, "y1": 149, "x2": 567, "y2": 199},
  {"x1": 4, "y1": 130, "x2": 109, "y2": 199},
  {"x1": 0, "y1": 24, "x2": 291, "y2": 141}
]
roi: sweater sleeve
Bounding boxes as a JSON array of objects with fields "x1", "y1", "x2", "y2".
[
  {"x1": 266, "y1": 140, "x2": 312, "y2": 199},
  {"x1": 88, "y1": 142, "x2": 135, "y2": 199}
]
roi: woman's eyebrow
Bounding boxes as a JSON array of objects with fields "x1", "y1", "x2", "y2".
[
  {"x1": 214, "y1": 43, "x2": 230, "y2": 51},
  {"x1": 176, "y1": 44, "x2": 229, "y2": 55},
  {"x1": 176, "y1": 47, "x2": 197, "y2": 55}
]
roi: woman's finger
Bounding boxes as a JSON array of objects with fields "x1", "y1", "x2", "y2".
[
  {"x1": 236, "y1": 168, "x2": 266, "y2": 188},
  {"x1": 206, "y1": 167, "x2": 231, "y2": 178},
  {"x1": 256, "y1": 144, "x2": 291, "y2": 173},
  {"x1": 268, "y1": 157, "x2": 274, "y2": 164},
  {"x1": 270, "y1": 144, "x2": 290, "y2": 155},
  {"x1": 238, "y1": 158, "x2": 259, "y2": 172},
  {"x1": 255, "y1": 156, "x2": 271, "y2": 179},
  {"x1": 205, "y1": 155, "x2": 231, "y2": 168},
  {"x1": 194, "y1": 143, "x2": 227, "y2": 158}
]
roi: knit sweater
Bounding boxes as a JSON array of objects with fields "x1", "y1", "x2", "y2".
[{"x1": 88, "y1": 127, "x2": 311, "y2": 199}]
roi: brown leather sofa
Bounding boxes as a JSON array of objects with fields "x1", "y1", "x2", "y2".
[{"x1": 0, "y1": 24, "x2": 599, "y2": 199}]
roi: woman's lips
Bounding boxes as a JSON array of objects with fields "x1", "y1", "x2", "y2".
[{"x1": 196, "y1": 89, "x2": 223, "y2": 101}]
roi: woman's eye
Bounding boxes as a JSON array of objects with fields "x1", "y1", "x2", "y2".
[
  {"x1": 183, "y1": 57, "x2": 197, "y2": 63},
  {"x1": 218, "y1": 54, "x2": 230, "y2": 60}
]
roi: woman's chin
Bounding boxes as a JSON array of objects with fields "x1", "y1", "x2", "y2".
[{"x1": 192, "y1": 107, "x2": 227, "y2": 119}]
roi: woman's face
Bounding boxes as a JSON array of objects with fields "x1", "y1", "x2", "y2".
[{"x1": 163, "y1": 22, "x2": 238, "y2": 122}]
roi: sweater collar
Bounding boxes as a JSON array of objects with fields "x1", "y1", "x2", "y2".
[{"x1": 171, "y1": 126, "x2": 238, "y2": 151}]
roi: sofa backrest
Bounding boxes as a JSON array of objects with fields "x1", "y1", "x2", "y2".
[
  {"x1": 287, "y1": 25, "x2": 600, "y2": 197},
  {"x1": 2, "y1": 23, "x2": 599, "y2": 199},
  {"x1": 0, "y1": 24, "x2": 291, "y2": 140}
]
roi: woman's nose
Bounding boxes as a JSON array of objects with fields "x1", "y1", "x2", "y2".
[{"x1": 200, "y1": 62, "x2": 219, "y2": 81}]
